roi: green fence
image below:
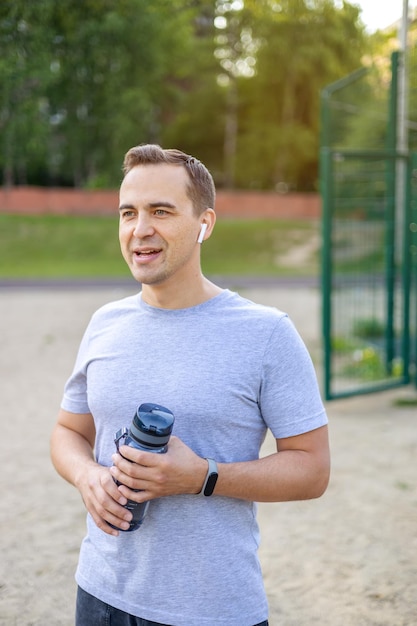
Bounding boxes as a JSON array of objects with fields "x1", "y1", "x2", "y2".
[
  {"x1": 411, "y1": 152, "x2": 417, "y2": 390},
  {"x1": 321, "y1": 52, "x2": 417, "y2": 400}
]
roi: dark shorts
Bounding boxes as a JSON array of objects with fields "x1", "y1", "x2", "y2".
[{"x1": 76, "y1": 586, "x2": 269, "y2": 626}]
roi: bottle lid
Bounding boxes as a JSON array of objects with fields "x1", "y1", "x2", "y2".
[{"x1": 129, "y1": 403, "x2": 174, "y2": 448}]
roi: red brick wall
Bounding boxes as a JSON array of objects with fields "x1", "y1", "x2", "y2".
[
  {"x1": 215, "y1": 190, "x2": 321, "y2": 219},
  {"x1": 0, "y1": 186, "x2": 321, "y2": 219}
]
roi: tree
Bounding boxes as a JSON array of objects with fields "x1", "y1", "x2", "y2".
[
  {"x1": 232, "y1": 0, "x2": 369, "y2": 190},
  {"x1": 0, "y1": 0, "x2": 54, "y2": 185},
  {"x1": 0, "y1": 0, "x2": 376, "y2": 191},
  {"x1": 45, "y1": 0, "x2": 202, "y2": 187},
  {"x1": 0, "y1": 0, "x2": 205, "y2": 187}
]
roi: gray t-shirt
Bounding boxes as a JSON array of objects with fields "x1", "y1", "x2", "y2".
[{"x1": 61, "y1": 289, "x2": 327, "y2": 625}]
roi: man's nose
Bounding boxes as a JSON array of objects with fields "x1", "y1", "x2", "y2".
[{"x1": 132, "y1": 214, "x2": 154, "y2": 238}]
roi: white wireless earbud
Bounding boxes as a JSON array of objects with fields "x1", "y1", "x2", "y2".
[{"x1": 197, "y1": 223, "x2": 208, "y2": 244}]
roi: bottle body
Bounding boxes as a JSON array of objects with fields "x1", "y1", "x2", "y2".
[
  {"x1": 113, "y1": 434, "x2": 168, "y2": 532},
  {"x1": 111, "y1": 403, "x2": 174, "y2": 533}
]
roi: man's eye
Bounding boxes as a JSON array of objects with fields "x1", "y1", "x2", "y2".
[
  {"x1": 154, "y1": 209, "x2": 168, "y2": 216},
  {"x1": 121, "y1": 210, "x2": 135, "y2": 218}
]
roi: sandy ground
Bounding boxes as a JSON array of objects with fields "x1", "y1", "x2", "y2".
[{"x1": 0, "y1": 284, "x2": 416, "y2": 626}]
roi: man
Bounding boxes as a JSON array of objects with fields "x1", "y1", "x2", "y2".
[{"x1": 51, "y1": 144, "x2": 330, "y2": 626}]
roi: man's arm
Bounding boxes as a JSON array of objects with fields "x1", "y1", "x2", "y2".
[
  {"x1": 50, "y1": 409, "x2": 133, "y2": 535},
  {"x1": 110, "y1": 425, "x2": 330, "y2": 503},
  {"x1": 215, "y1": 425, "x2": 330, "y2": 501}
]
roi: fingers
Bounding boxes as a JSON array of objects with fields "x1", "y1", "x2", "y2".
[
  {"x1": 110, "y1": 454, "x2": 162, "y2": 499},
  {"x1": 111, "y1": 438, "x2": 207, "y2": 497},
  {"x1": 78, "y1": 465, "x2": 133, "y2": 536}
]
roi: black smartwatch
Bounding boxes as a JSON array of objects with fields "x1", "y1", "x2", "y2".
[{"x1": 198, "y1": 458, "x2": 218, "y2": 496}]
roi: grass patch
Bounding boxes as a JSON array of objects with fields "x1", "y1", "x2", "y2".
[
  {"x1": 0, "y1": 214, "x2": 128, "y2": 277},
  {"x1": 393, "y1": 396, "x2": 417, "y2": 407},
  {"x1": 0, "y1": 214, "x2": 319, "y2": 278}
]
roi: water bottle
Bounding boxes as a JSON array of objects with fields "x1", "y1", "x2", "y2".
[{"x1": 111, "y1": 402, "x2": 175, "y2": 532}]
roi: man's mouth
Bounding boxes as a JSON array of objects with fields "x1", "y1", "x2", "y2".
[
  {"x1": 135, "y1": 249, "x2": 160, "y2": 256},
  {"x1": 133, "y1": 248, "x2": 162, "y2": 263}
]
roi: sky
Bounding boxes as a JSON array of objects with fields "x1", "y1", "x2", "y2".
[{"x1": 354, "y1": 0, "x2": 417, "y2": 32}]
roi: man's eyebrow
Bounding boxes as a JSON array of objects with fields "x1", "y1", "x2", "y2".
[
  {"x1": 148, "y1": 201, "x2": 176, "y2": 209},
  {"x1": 118, "y1": 201, "x2": 176, "y2": 212},
  {"x1": 119, "y1": 203, "x2": 134, "y2": 212}
]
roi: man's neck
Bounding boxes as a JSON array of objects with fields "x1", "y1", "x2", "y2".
[{"x1": 141, "y1": 274, "x2": 223, "y2": 310}]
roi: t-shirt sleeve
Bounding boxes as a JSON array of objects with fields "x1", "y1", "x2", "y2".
[
  {"x1": 60, "y1": 325, "x2": 92, "y2": 414},
  {"x1": 260, "y1": 314, "x2": 327, "y2": 439}
]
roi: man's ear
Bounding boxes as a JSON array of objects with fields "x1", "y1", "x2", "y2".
[{"x1": 197, "y1": 208, "x2": 216, "y2": 244}]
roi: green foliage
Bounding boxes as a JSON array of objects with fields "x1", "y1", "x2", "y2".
[
  {"x1": 342, "y1": 347, "x2": 388, "y2": 381},
  {"x1": 393, "y1": 396, "x2": 417, "y2": 407},
  {"x1": 331, "y1": 335, "x2": 358, "y2": 353},
  {"x1": 341, "y1": 348, "x2": 404, "y2": 382},
  {"x1": 353, "y1": 317, "x2": 385, "y2": 339},
  {"x1": 0, "y1": 0, "x2": 373, "y2": 190},
  {"x1": 324, "y1": 19, "x2": 417, "y2": 154},
  {"x1": 0, "y1": 214, "x2": 319, "y2": 278},
  {"x1": 233, "y1": 0, "x2": 368, "y2": 190},
  {"x1": 0, "y1": 0, "x2": 204, "y2": 187}
]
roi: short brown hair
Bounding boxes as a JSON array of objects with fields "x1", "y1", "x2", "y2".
[{"x1": 123, "y1": 144, "x2": 215, "y2": 215}]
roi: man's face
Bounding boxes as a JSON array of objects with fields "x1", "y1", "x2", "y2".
[{"x1": 119, "y1": 163, "x2": 202, "y2": 289}]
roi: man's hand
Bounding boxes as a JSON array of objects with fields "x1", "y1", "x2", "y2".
[
  {"x1": 50, "y1": 410, "x2": 135, "y2": 537},
  {"x1": 110, "y1": 436, "x2": 207, "y2": 503},
  {"x1": 76, "y1": 463, "x2": 134, "y2": 536}
]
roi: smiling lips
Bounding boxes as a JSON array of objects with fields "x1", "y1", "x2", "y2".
[{"x1": 133, "y1": 248, "x2": 162, "y2": 263}]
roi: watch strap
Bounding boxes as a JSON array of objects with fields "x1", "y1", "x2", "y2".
[{"x1": 198, "y1": 458, "x2": 218, "y2": 496}]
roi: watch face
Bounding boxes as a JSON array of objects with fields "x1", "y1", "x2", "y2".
[{"x1": 204, "y1": 472, "x2": 218, "y2": 496}]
